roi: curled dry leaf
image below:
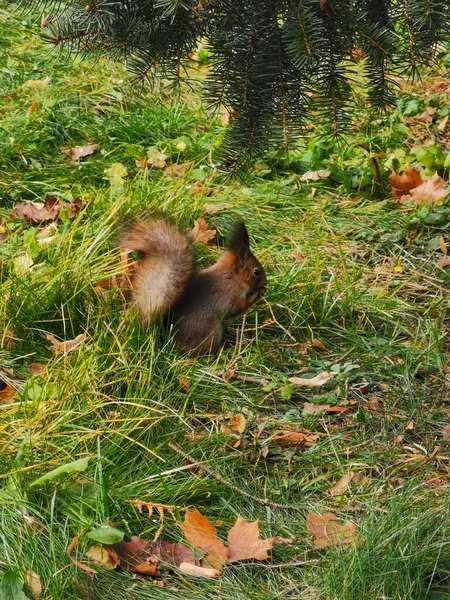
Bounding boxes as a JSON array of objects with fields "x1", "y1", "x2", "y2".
[
  {"x1": 61, "y1": 143, "x2": 99, "y2": 162},
  {"x1": 327, "y1": 471, "x2": 355, "y2": 496},
  {"x1": 306, "y1": 513, "x2": 356, "y2": 547},
  {"x1": 179, "y1": 563, "x2": 219, "y2": 578},
  {"x1": 189, "y1": 218, "x2": 216, "y2": 245},
  {"x1": 272, "y1": 430, "x2": 317, "y2": 446},
  {"x1": 227, "y1": 516, "x2": 276, "y2": 562},
  {"x1": 289, "y1": 372, "x2": 333, "y2": 387},
  {"x1": 415, "y1": 107, "x2": 435, "y2": 124},
  {"x1": 220, "y1": 413, "x2": 246, "y2": 434},
  {"x1": 67, "y1": 534, "x2": 98, "y2": 575},
  {"x1": 303, "y1": 403, "x2": 349, "y2": 415},
  {"x1": 293, "y1": 249, "x2": 304, "y2": 264},
  {"x1": 86, "y1": 543, "x2": 120, "y2": 570},
  {"x1": 13, "y1": 196, "x2": 82, "y2": 224},
  {"x1": 46, "y1": 332, "x2": 88, "y2": 355},
  {"x1": 312, "y1": 338, "x2": 326, "y2": 350},
  {"x1": 25, "y1": 571, "x2": 42, "y2": 597},
  {"x1": 178, "y1": 507, "x2": 228, "y2": 570},
  {"x1": 389, "y1": 167, "x2": 423, "y2": 199},
  {"x1": 438, "y1": 115, "x2": 449, "y2": 131}
]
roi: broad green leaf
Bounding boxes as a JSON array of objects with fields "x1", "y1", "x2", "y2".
[
  {"x1": 30, "y1": 456, "x2": 90, "y2": 487},
  {"x1": 88, "y1": 526, "x2": 125, "y2": 545},
  {"x1": 0, "y1": 570, "x2": 30, "y2": 600}
]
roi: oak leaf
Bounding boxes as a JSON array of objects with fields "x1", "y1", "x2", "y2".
[
  {"x1": 178, "y1": 508, "x2": 228, "y2": 569},
  {"x1": 227, "y1": 516, "x2": 276, "y2": 562},
  {"x1": 389, "y1": 167, "x2": 423, "y2": 199},
  {"x1": 306, "y1": 513, "x2": 356, "y2": 547},
  {"x1": 189, "y1": 218, "x2": 216, "y2": 245}
]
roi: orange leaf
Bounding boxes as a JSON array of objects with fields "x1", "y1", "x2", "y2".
[
  {"x1": 440, "y1": 236, "x2": 448, "y2": 255},
  {"x1": 389, "y1": 167, "x2": 423, "y2": 199},
  {"x1": 272, "y1": 430, "x2": 317, "y2": 446},
  {"x1": 407, "y1": 174, "x2": 450, "y2": 205},
  {"x1": 437, "y1": 256, "x2": 450, "y2": 268},
  {"x1": 442, "y1": 425, "x2": 450, "y2": 439},
  {"x1": 178, "y1": 508, "x2": 228, "y2": 570},
  {"x1": 312, "y1": 338, "x2": 326, "y2": 350},
  {"x1": 189, "y1": 218, "x2": 216, "y2": 245},
  {"x1": 227, "y1": 517, "x2": 276, "y2": 562},
  {"x1": 220, "y1": 413, "x2": 246, "y2": 434},
  {"x1": 306, "y1": 513, "x2": 356, "y2": 547},
  {"x1": 327, "y1": 471, "x2": 355, "y2": 496}
]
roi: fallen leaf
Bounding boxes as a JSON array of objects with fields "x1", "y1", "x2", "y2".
[
  {"x1": 146, "y1": 147, "x2": 168, "y2": 168},
  {"x1": 22, "y1": 77, "x2": 51, "y2": 88},
  {"x1": 227, "y1": 517, "x2": 276, "y2": 562},
  {"x1": 108, "y1": 535, "x2": 160, "y2": 576},
  {"x1": 28, "y1": 362, "x2": 46, "y2": 375},
  {"x1": 61, "y1": 143, "x2": 99, "y2": 162},
  {"x1": 406, "y1": 174, "x2": 450, "y2": 205},
  {"x1": 440, "y1": 236, "x2": 448, "y2": 255},
  {"x1": 302, "y1": 403, "x2": 349, "y2": 414},
  {"x1": 204, "y1": 202, "x2": 230, "y2": 214},
  {"x1": 178, "y1": 508, "x2": 228, "y2": 570},
  {"x1": 289, "y1": 372, "x2": 333, "y2": 387},
  {"x1": 306, "y1": 513, "x2": 356, "y2": 547},
  {"x1": 389, "y1": 167, "x2": 423, "y2": 199},
  {"x1": 13, "y1": 195, "x2": 82, "y2": 224},
  {"x1": 86, "y1": 544, "x2": 120, "y2": 570},
  {"x1": 437, "y1": 256, "x2": 450, "y2": 267},
  {"x1": 272, "y1": 430, "x2": 317, "y2": 446},
  {"x1": 416, "y1": 107, "x2": 435, "y2": 124},
  {"x1": 25, "y1": 571, "x2": 42, "y2": 597},
  {"x1": 293, "y1": 249, "x2": 304, "y2": 264},
  {"x1": 312, "y1": 338, "x2": 326, "y2": 350},
  {"x1": 46, "y1": 332, "x2": 88, "y2": 355},
  {"x1": 438, "y1": 115, "x2": 449, "y2": 131},
  {"x1": 178, "y1": 563, "x2": 219, "y2": 578},
  {"x1": 220, "y1": 413, "x2": 246, "y2": 435},
  {"x1": 179, "y1": 376, "x2": 190, "y2": 391},
  {"x1": 327, "y1": 471, "x2": 355, "y2": 496},
  {"x1": 163, "y1": 162, "x2": 193, "y2": 178},
  {"x1": 135, "y1": 157, "x2": 148, "y2": 169},
  {"x1": 27, "y1": 101, "x2": 38, "y2": 117},
  {"x1": 0, "y1": 379, "x2": 17, "y2": 404},
  {"x1": 301, "y1": 170, "x2": 330, "y2": 182},
  {"x1": 67, "y1": 534, "x2": 97, "y2": 575},
  {"x1": 157, "y1": 540, "x2": 197, "y2": 568},
  {"x1": 442, "y1": 425, "x2": 450, "y2": 439},
  {"x1": 189, "y1": 218, "x2": 216, "y2": 245}
]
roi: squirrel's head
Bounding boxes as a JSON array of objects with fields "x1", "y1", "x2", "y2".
[{"x1": 228, "y1": 222, "x2": 267, "y2": 306}]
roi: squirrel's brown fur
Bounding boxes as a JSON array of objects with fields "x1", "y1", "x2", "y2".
[{"x1": 121, "y1": 219, "x2": 267, "y2": 354}]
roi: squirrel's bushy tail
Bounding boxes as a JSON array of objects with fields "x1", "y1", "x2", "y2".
[{"x1": 120, "y1": 219, "x2": 194, "y2": 321}]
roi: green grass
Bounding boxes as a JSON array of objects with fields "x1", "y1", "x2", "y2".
[{"x1": 1, "y1": 4, "x2": 450, "y2": 599}]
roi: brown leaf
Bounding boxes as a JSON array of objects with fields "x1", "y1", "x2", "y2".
[
  {"x1": 220, "y1": 413, "x2": 246, "y2": 434},
  {"x1": 327, "y1": 471, "x2": 355, "y2": 496},
  {"x1": 27, "y1": 102, "x2": 38, "y2": 117},
  {"x1": 22, "y1": 77, "x2": 51, "y2": 88},
  {"x1": 67, "y1": 534, "x2": 97, "y2": 575},
  {"x1": 86, "y1": 543, "x2": 120, "y2": 570},
  {"x1": 108, "y1": 536, "x2": 160, "y2": 576},
  {"x1": 289, "y1": 372, "x2": 333, "y2": 387},
  {"x1": 312, "y1": 338, "x2": 326, "y2": 350},
  {"x1": 272, "y1": 430, "x2": 317, "y2": 446},
  {"x1": 440, "y1": 236, "x2": 448, "y2": 255},
  {"x1": 437, "y1": 256, "x2": 450, "y2": 268},
  {"x1": 179, "y1": 375, "x2": 190, "y2": 391},
  {"x1": 189, "y1": 218, "x2": 216, "y2": 245},
  {"x1": 178, "y1": 508, "x2": 228, "y2": 570},
  {"x1": 438, "y1": 115, "x2": 449, "y2": 131},
  {"x1": 389, "y1": 167, "x2": 423, "y2": 199},
  {"x1": 46, "y1": 332, "x2": 88, "y2": 355},
  {"x1": 61, "y1": 143, "x2": 99, "y2": 162},
  {"x1": 300, "y1": 170, "x2": 331, "y2": 182},
  {"x1": 302, "y1": 403, "x2": 349, "y2": 415},
  {"x1": 227, "y1": 516, "x2": 276, "y2": 562},
  {"x1": 13, "y1": 195, "x2": 82, "y2": 224},
  {"x1": 293, "y1": 250, "x2": 304, "y2": 264},
  {"x1": 442, "y1": 425, "x2": 450, "y2": 439},
  {"x1": 28, "y1": 362, "x2": 46, "y2": 375},
  {"x1": 178, "y1": 563, "x2": 220, "y2": 578},
  {"x1": 415, "y1": 107, "x2": 435, "y2": 124},
  {"x1": 135, "y1": 157, "x2": 148, "y2": 169},
  {"x1": 407, "y1": 174, "x2": 450, "y2": 205},
  {"x1": 0, "y1": 378, "x2": 17, "y2": 404},
  {"x1": 163, "y1": 162, "x2": 193, "y2": 178},
  {"x1": 306, "y1": 513, "x2": 356, "y2": 547},
  {"x1": 157, "y1": 540, "x2": 197, "y2": 567},
  {"x1": 25, "y1": 571, "x2": 42, "y2": 597}
]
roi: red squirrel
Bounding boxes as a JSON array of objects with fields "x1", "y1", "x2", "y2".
[{"x1": 120, "y1": 219, "x2": 267, "y2": 354}]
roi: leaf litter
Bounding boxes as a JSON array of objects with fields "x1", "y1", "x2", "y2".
[
  {"x1": 306, "y1": 513, "x2": 357, "y2": 547},
  {"x1": 13, "y1": 195, "x2": 82, "y2": 224}
]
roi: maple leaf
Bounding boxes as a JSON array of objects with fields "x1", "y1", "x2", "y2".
[
  {"x1": 227, "y1": 517, "x2": 276, "y2": 562},
  {"x1": 13, "y1": 196, "x2": 82, "y2": 224},
  {"x1": 389, "y1": 167, "x2": 423, "y2": 199},
  {"x1": 60, "y1": 143, "x2": 99, "y2": 162},
  {"x1": 407, "y1": 174, "x2": 450, "y2": 205},
  {"x1": 46, "y1": 333, "x2": 88, "y2": 355},
  {"x1": 306, "y1": 513, "x2": 356, "y2": 547},
  {"x1": 189, "y1": 218, "x2": 216, "y2": 245},
  {"x1": 178, "y1": 508, "x2": 228, "y2": 570},
  {"x1": 289, "y1": 372, "x2": 333, "y2": 387}
]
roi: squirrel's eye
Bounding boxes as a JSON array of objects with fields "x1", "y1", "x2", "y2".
[{"x1": 253, "y1": 268, "x2": 261, "y2": 276}]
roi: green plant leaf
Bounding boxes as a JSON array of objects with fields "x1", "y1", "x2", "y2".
[
  {"x1": 30, "y1": 456, "x2": 90, "y2": 487},
  {"x1": 87, "y1": 526, "x2": 125, "y2": 545},
  {"x1": 0, "y1": 570, "x2": 30, "y2": 600}
]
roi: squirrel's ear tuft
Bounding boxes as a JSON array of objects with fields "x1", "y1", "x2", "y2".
[{"x1": 229, "y1": 222, "x2": 250, "y2": 258}]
